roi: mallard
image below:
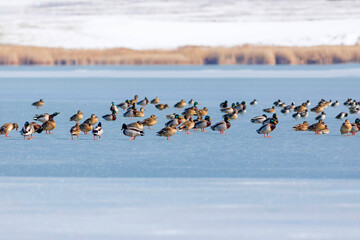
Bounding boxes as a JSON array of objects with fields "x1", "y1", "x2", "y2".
[
  {"x1": 127, "y1": 121, "x2": 144, "y2": 131},
  {"x1": 263, "y1": 106, "x2": 276, "y2": 113},
  {"x1": 70, "y1": 110, "x2": 83, "y2": 122},
  {"x1": 122, "y1": 123, "x2": 144, "y2": 140},
  {"x1": 194, "y1": 115, "x2": 212, "y2": 132},
  {"x1": 220, "y1": 100, "x2": 228, "y2": 109},
  {"x1": 182, "y1": 108, "x2": 197, "y2": 116},
  {"x1": 340, "y1": 119, "x2": 352, "y2": 136},
  {"x1": 287, "y1": 102, "x2": 295, "y2": 110},
  {"x1": 292, "y1": 112, "x2": 301, "y2": 120},
  {"x1": 319, "y1": 125, "x2": 330, "y2": 134},
  {"x1": 305, "y1": 100, "x2": 311, "y2": 107},
  {"x1": 30, "y1": 122, "x2": 43, "y2": 136},
  {"x1": 102, "y1": 111, "x2": 117, "y2": 121},
  {"x1": 257, "y1": 118, "x2": 278, "y2": 138},
  {"x1": 349, "y1": 107, "x2": 360, "y2": 114},
  {"x1": 273, "y1": 99, "x2": 282, "y2": 107},
  {"x1": 281, "y1": 107, "x2": 290, "y2": 115},
  {"x1": 178, "y1": 117, "x2": 195, "y2": 134},
  {"x1": 294, "y1": 103, "x2": 307, "y2": 113},
  {"x1": 350, "y1": 118, "x2": 360, "y2": 135},
  {"x1": 32, "y1": 99, "x2": 44, "y2": 109},
  {"x1": 123, "y1": 108, "x2": 135, "y2": 120},
  {"x1": 188, "y1": 99, "x2": 194, "y2": 105},
  {"x1": 335, "y1": 112, "x2": 348, "y2": 119},
  {"x1": 0, "y1": 123, "x2": 18, "y2": 137},
  {"x1": 20, "y1": 122, "x2": 35, "y2": 140},
  {"x1": 221, "y1": 103, "x2": 236, "y2": 114},
  {"x1": 33, "y1": 113, "x2": 50, "y2": 123},
  {"x1": 350, "y1": 100, "x2": 359, "y2": 108},
  {"x1": 310, "y1": 105, "x2": 324, "y2": 115},
  {"x1": 250, "y1": 99, "x2": 257, "y2": 106},
  {"x1": 110, "y1": 102, "x2": 119, "y2": 114},
  {"x1": 300, "y1": 109, "x2": 309, "y2": 119},
  {"x1": 165, "y1": 114, "x2": 182, "y2": 127},
  {"x1": 142, "y1": 114, "x2": 158, "y2": 129},
  {"x1": 234, "y1": 102, "x2": 246, "y2": 112},
  {"x1": 166, "y1": 113, "x2": 178, "y2": 119},
  {"x1": 174, "y1": 99, "x2": 186, "y2": 110},
  {"x1": 344, "y1": 99, "x2": 352, "y2": 106},
  {"x1": 84, "y1": 114, "x2": 98, "y2": 125},
  {"x1": 151, "y1": 96, "x2": 159, "y2": 105},
  {"x1": 117, "y1": 100, "x2": 130, "y2": 111},
  {"x1": 224, "y1": 110, "x2": 238, "y2": 120},
  {"x1": 70, "y1": 123, "x2": 81, "y2": 139},
  {"x1": 263, "y1": 114, "x2": 278, "y2": 125},
  {"x1": 157, "y1": 126, "x2": 177, "y2": 140},
  {"x1": 138, "y1": 97, "x2": 149, "y2": 107},
  {"x1": 79, "y1": 122, "x2": 93, "y2": 135},
  {"x1": 92, "y1": 122, "x2": 103, "y2": 140},
  {"x1": 315, "y1": 112, "x2": 326, "y2": 121},
  {"x1": 134, "y1": 107, "x2": 145, "y2": 118},
  {"x1": 331, "y1": 100, "x2": 339, "y2": 107},
  {"x1": 129, "y1": 95, "x2": 139, "y2": 105},
  {"x1": 293, "y1": 121, "x2": 309, "y2": 131},
  {"x1": 278, "y1": 102, "x2": 286, "y2": 108},
  {"x1": 155, "y1": 104, "x2": 169, "y2": 110},
  {"x1": 251, "y1": 114, "x2": 267, "y2": 123},
  {"x1": 307, "y1": 120, "x2": 326, "y2": 134},
  {"x1": 42, "y1": 112, "x2": 59, "y2": 134},
  {"x1": 184, "y1": 102, "x2": 199, "y2": 112},
  {"x1": 211, "y1": 116, "x2": 231, "y2": 134}
]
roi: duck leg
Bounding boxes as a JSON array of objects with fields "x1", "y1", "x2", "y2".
[{"x1": 5, "y1": 134, "x2": 10, "y2": 137}]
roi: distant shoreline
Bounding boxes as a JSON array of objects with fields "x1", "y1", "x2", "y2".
[{"x1": 0, "y1": 45, "x2": 359, "y2": 66}]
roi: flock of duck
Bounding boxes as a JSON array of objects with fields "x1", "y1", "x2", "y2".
[{"x1": 0, "y1": 96, "x2": 359, "y2": 140}]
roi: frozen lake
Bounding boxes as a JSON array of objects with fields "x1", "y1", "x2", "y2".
[{"x1": 0, "y1": 65, "x2": 359, "y2": 239}]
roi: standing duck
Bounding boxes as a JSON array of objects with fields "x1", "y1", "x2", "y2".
[
  {"x1": 123, "y1": 108, "x2": 136, "y2": 120},
  {"x1": 350, "y1": 118, "x2": 360, "y2": 135},
  {"x1": 174, "y1": 99, "x2": 186, "y2": 110},
  {"x1": 157, "y1": 126, "x2": 177, "y2": 140},
  {"x1": 194, "y1": 115, "x2": 212, "y2": 132},
  {"x1": 0, "y1": 123, "x2": 18, "y2": 137},
  {"x1": 165, "y1": 114, "x2": 182, "y2": 128},
  {"x1": 307, "y1": 120, "x2": 326, "y2": 135},
  {"x1": 221, "y1": 103, "x2": 236, "y2": 114},
  {"x1": 80, "y1": 122, "x2": 93, "y2": 135},
  {"x1": 32, "y1": 99, "x2": 44, "y2": 109},
  {"x1": 178, "y1": 117, "x2": 195, "y2": 134},
  {"x1": 129, "y1": 95, "x2": 139, "y2": 105},
  {"x1": 151, "y1": 96, "x2": 159, "y2": 105},
  {"x1": 117, "y1": 100, "x2": 130, "y2": 111},
  {"x1": 92, "y1": 122, "x2": 103, "y2": 140},
  {"x1": 122, "y1": 123, "x2": 144, "y2": 140},
  {"x1": 103, "y1": 111, "x2": 117, "y2": 121},
  {"x1": 142, "y1": 115, "x2": 158, "y2": 129},
  {"x1": 20, "y1": 122, "x2": 34, "y2": 140},
  {"x1": 134, "y1": 107, "x2": 145, "y2": 118},
  {"x1": 211, "y1": 116, "x2": 231, "y2": 134},
  {"x1": 127, "y1": 121, "x2": 144, "y2": 131},
  {"x1": 42, "y1": 112, "x2": 60, "y2": 134},
  {"x1": 340, "y1": 119, "x2": 352, "y2": 136},
  {"x1": 256, "y1": 118, "x2": 278, "y2": 138},
  {"x1": 33, "y1": 113, "x2": 50, "y2": 123},
  {"x1": 70, "y1": 123, "x2": 81, "y2": 139},
  {"x1": 138, "y1": 97, "x2": 149, "y2": 108},
  {"x1": 263, "y1": 114, "x2": 278, "y2": 125},
  {"x1": 310, "y1": 105, "x2": 324, "y2": 115},
  {"x1": 70, "y1": 110, "x2": 83, "y2": 123}
]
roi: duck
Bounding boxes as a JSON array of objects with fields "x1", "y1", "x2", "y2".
[
  {"x1": 151, "y1": 96, "x2": 159, "y2": 105},
  {"x1": 92, "y1": 122, "x2": 103, "y2": 140},
  {"x1": 307, "y1": 120, "x2": 326, "y2": 135},
  {"x1": 157, "y1": 126, "x2": 177, "y2": 140},
  {"x1": 349, "y1": 107, "x2": 360, "y2": 114},
  {"x1": 234, "y1": 101, "x2": 246, "y2": 112},
  {"x1": 263, "y1": 114, "x2": 278, "y2": 125},
  {"x1": 263, "y1": 106, "x2": 276, "y2": 113},
  {"x1": 165, "y1": 114, "x2": 182, "y2": 128},
  {"x1": 300, "y1": 109, "x2": 309, "y2": 119},
  {"x1": 84, "y1": 114, "x2": 98, "y2": 125},
  {"x1": 305, "y1": 100, "x2": 311, "y2": 107},
  {"x1": 350, "y1": 100, "x2": 359, "y2": 108},
  {"x1": 137, "y1": 97, "x2": 149, "y2": 107},
  {"x1": 273, "y1": 99, "x2": 282, "y2": 107},
  {"x1": 220, "y1": 100, "x2": 228, "y2": 109},
  {"x1": 123, "y1": 108, "x2": 136, "y2": 120},
  {"x1": 102, "y1": 111, "x2": 117, "y2": 121},
  {"x1": 293, "y1": 121, "x2": 309, "y2": 131},
  {"x1": 142, "y1": 115, "x2": 158, "y2": 129},
  {"x1": 251, "y1": 114, "x2": 267, "y2": 123},
  {"x1": 184, "y1": 102, "x2": 199, "y2": 112},
  {"x1": 194, "y1": 115, "x2": 212, "y2": 132},
  {"x1": 315, "y1": 112, "x2": 326, "y2": 121},
  {"x1": 256, "y1": 118, "x2": 278, "y2": 138},
  {"x1": 292, "y1": 112, "x2": 301, "y2": 120},
  {"x1": 20, "y1": 122, "x2": 35, "y2": 140},
  {"x1": 250, "y1": 99, "x2": 257, "y2": 106},
  {"x1": 155, "y1": 103, "x2": 169, "y2": 110},
  {"x1": 182, "y1": 107, "x2": 197, "y2": 117},
  {"x1": 224, "y1": 110, "x2": 238, "y2": 120},
  {"x1": 117, "y1": 100, "x2": 130, "y2": 111},
  {"x1": 122, "y1": 123, "x2": 144, "y2": 140},
  {"x1": 42, "y1": 112, "x2": 59, "y2": 134},
  {"x1": 350, "y1": 118, "x2": 360, "y2": 135},
  {"x1": 70, "y1": 123, "x2": 81, "y2": 139},
  {"x1": 331, "y1": 100, "x2": 339, "y2": 107},
  {"x1": 127, "y1": 121, "x2": 144, "y2": 131},
  {"x1": 174, "y1": 99, "x2": 186, "y2": 110},
  {"x1": 278, "y1": 102, "x2": 286, "y2": 108},
  {"x1": 134, "y1": 107, "x2": 145, "y2": 118},
  {"x1": 166, "y1": 113, "x2": 178, "y2": 119},
  {"x1": 30, "y1": 122, "x2": 43, "y2": 136},
  {"x1": 344, "y1": 98, "x2": 352, "y2": 106},
  {"x1": 0, "y1": 123, "x2": 18, "y2": 137},
  {"x1": 335, "y1": 112, "x2": 348, "y2": 119},
  {"x1": 340, "y1": 119, "x2": 352, "y2": 136},
  {"x1": 188, "y1": 99, "x2": 194, "y2": 105},
  {"x1": 294, "y1": 103, "x2": 307, "y2": 113},
  {"x1": 211, "y1": 116, "x2": 231, "y2": 134},
  {"x1": 178, "y1": 117, "x2": 195, "y2": 134},
  {"x1": 33, "y1": 113, "x2": 50, "y2": 123},
  {"x1": 32, "y1": 99, "x2": 44, "y2": 109},
  {"x1": 69, "y1": 110, "x2": 83, "y2": 122},
  {"x1": 310, "y1": 105, "x2": 324, "y2": 115},
  {"x1": 129, "y1": 95, "x2": 139, "y2": 105},
  {"x1": 319, "y1": 125, "x2": 330, "y2": 134},
  {"x1": 221, "y1": 103, "x2": 236, "y2": 114},
  {"x1": 287, "y1": 102, "x2": 295, "y2": 111},
  {"x1": 79, "y1": 122, "x2": 93, "y2": 135},
  {"x1": 110, "y1": 102, "x2": 119, "y2": 114},
  {"x1": 281, "y1": 107, "x2": 290, "y2": 115}
]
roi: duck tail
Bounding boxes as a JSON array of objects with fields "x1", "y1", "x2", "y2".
[
  {"x1": 140, "y1": 131, "x2": 145, "y2": 136},
  {"x1": 35, "y1": 126, "x2": 43, "y2": 134}
]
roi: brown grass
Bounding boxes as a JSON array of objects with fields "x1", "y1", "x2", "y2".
[{"x1": 0, "y1": 44, "x2": 360, "y2": 65}]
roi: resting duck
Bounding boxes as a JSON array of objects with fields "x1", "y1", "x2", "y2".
[
  {"x1": 293, "y1": 121, "x2": 309, "y2": 131},
  {"x1": 122, "y1": 123, "x2": 144, "y2": 140},
  {"x1": 142, "y1": 114, "x2": 158, "y2": 129},
  {"x1": 127, "y1": 121, "x2": 144, "y2": 131},
  {"x1": 117, "y1": 100, "x2": 130, "y2": 111},
  {"x1": 310, "y1": 105, "x2": 324, "y2": 115},
  {"x1": 138, "y1": 97, "x2": 149, "y2": 108},
  {"x1": 273, "y1": 99, "x2": 282, "y2": 107},
  {"x1": 0, "y1": 123, "x2": 18, "y2": 137},
  {"x1": 257, "y1": 118, "x2": 278, "y2": 138},
  {"x1": 224, "y1": 110, "x2": 238, "y2": 120},
  {"x1": 129, "y1": 95, "x2": 139, "y2": 105},
  {"x1": 184, "y1": 102, "x2": 199, "y2": 112},
  {"x1": 305, "y1": 100, "x2": 311, "y2": 107},
  {"x1": 263, "y1": 114, "x2": 278, "y2": 125},
  {"x1": 151, "y1": 96, "x2": 159, "y2": 105},
  {"x1": 350, "y1": 118, "x2": 360, "y2": 135},
  {"x1": 340, "y1": 119, "x2": 352, "y2": 136},
  {"x1": 157, "y1": 126, "x2": 177, "y2": 140},
  {"x1": 174, "y1": 99, "x2": 186, "y2": 110},
  {"x1": 155, "y1": 104, "x2": 169, "y2": 110},
  {"x1": 294, "y1": 103, "x2": 307, "y2": 113},
  {"x1": 251, "y1": 114, "x2": 267, "y2": 123},
  {"x1": 250, "y1": 99, "x2": 257, "y2": 106},
  {"x1": 134, "y1": 107, "x2": 145, "y2": 118},
  {"x1": 182, "y1": 107, "x2": 197, "y2": 117},
  {"x1": 178, "y1": 117, "x2": 195, "y2": 134},
  {"x1": 42, "y1": 112, "x2": 59, "y2": 134},
  {"x1": 32, "y1": 99, "x2": 44, "y2": 109},
  {"x1": 92, "y1": 122, "x2": 103, "y2": 140},
  {"x1": 123, "y1": 108, "x2": 136, "y2": 120},
  {"x1": 80, "y1": 122, "x2": 93, "y2": 135},
  {"x1": 188, "y1": 99, "x2": 194, "y2": 105},
  {"x1": 166, "y1": 113, "x2": 178, "y2": 119},
  {"x1": 70, "y1": 110, "x2": 83, "y2": 122},
  {"x1": 263, "y1": 106, "x2": 276, "y2": 113},
  {"x1": 319, "y1": 125, "x2": 330, "y2": 134},
  {"x1": 292, "y1": 112, "x2": 301, "y2": 120},
  {"x1": 70, "y1": 123, "x2": 81, "y2": 139},
  {"x1": 110, "y1": 102, "x2": 119, "y2": 114},
  {"x1": 220, "y1": 100, "x2": 228, "y2": 109},
  {"x1": 349, "y1": 107, "x2": 360, "y2": 114},
  {"x1": 315, "y1": 112, "x2": 326, "y2": 121},
  {"x1": 211, "y1": 116, "x2": 231, "y2": 134},
  {"x1": 165, "y1": 114, "x2": 182, "y2": 128},
  {"x1": 33, "y1": 113, "x2": 50, "y2": 123},
  {"x1": 307, "y1": 120, "x2": 326, "y2": 135},
  {"x1": 287, "y1": 102, "x2": 295, "y2": 110},
  {"x1": 84, "y1": 114, "x2": 98, "y2": 125},
  {"x1": 234, "y1": 101, "x2": 246, "y2": 112},
  {"x1": 343, "y1": 99, "x2": 352, "y2": 106},
  {"x1": 335, "y1": 112, "x2": 348, "y2": 119},
  {"x1": 194, "y1": 115, "x2": 212, "y2": 132},
  {"x1": 103, "y1": 111, "x2": 117, "y2": 121},
  {"x1": 221, "y1": 103, "x2": 236, "y2": 114},
  {"x1": 331, "y1": 100, "x2": 339, "y2": 107},
  {"x1": 300, "y1": 109, "x2": 309, "y2": 119},
  {"x1": 281, "y1": 107, "x2": 290, "y2": 115}
]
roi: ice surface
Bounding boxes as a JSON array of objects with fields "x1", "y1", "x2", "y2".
[{"x1": 0, "y1": 65, "x2": 359, "y2": 239}]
